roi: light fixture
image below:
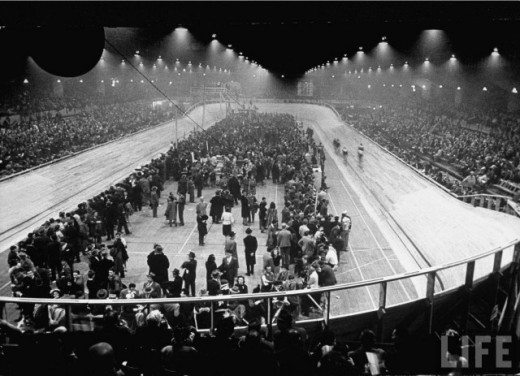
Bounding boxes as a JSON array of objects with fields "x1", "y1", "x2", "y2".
[
  {"x1": 381, "y1": 36, "x2": 387, "y2": 41},
  {"x1": 457, "y1": 86, "x2": 461, "y2": 90},
  {"x1": 212, "y1": 33, "x2": 217, "y2": 39},
  {"x1": 79, "y1": 79, "x2": 83, "y2": 83},
  {"x1": 492, "y1": 47, "x2": 499, "y2": 57},
  {"x1": 23, "y1": 78, "x2": 28, "y2": 84},
  {"x1": 450, "y1": 54, "x2": 456, "y2": 61},
  {"x1": 422, "y1": 85, "x2": 426, "y2": 89},
  {"x1": 439, "y1": 85, "x2": 443, "y2": 88},
  {"x1": 367, "y1": 84, "x2": 371, "y2": 89},
  {"x1": 100, "y1": 80, "x2": 103, "y2": 83},
  {"x1": 57, "y1": 79, "x2": 61, "y2": 83},
  {"x1": 425, "y1": 57, "x2": 429, "y2": 63},
  {"x1": 513, "y1": 88, "x2": 518, "y2": 94},
  {"x1": 482, "y1": 86, "x2": 488, "y2": 91},
  {"x1": 135, "y1": 50, "x2": 139, "y2": 55}
]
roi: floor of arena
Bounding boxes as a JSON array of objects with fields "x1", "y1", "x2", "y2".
[{"x1": 1, "y1": 103, "x2": 519, "y2": 318}]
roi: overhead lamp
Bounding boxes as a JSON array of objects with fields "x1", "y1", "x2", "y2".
[
  {"x1": 513, "y1": 88, "x2": 518, "y2": 94},
  {"x1": 23, "y1": 78, "x2": 29, "y2": 84},
  {"x1": 381, "y1": 36, "x2": 387, "y2": 42},
  {"x1": 57, "y1": 79, "x2": 61, "y2": 83},
  {"x1": 482, "y1": 86, "x2": 488, "y2": 91},
  {"x1": 212, "y1": 34, "x2": 217, "y2": 39},
  {"x1": 491, "y1": 47, "x2": 499, "y2": 57},
  {"x1": 457, "y1": 86, "x2": 461, "y2": 90},
  {"x1": 450, "y1": 54, "x2": 456, "y2": 61}
]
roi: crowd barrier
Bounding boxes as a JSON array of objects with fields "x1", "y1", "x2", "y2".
[{"x1": 1, "y1": 239, "x2": 518, "y2": 338}]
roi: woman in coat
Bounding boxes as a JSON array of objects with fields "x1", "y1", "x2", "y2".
[
  {"x1": 164, "y1": 194, "x2": 177, "y2": 226},
  {"x1": 266, "y1": 202, "x2": 278, "y2": 228},
  {"x1": 240, "y1": 191, "x2": 250, "y2": 225}
]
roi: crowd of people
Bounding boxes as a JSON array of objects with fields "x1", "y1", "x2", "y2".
[
  {"x1": 0, "y1": 99, "x2": 172, "y2": 177},
  {"x1": 5, "y1": 111, "x2": 354, "y2": 328},
  {"x1": 0, "y1": 109, "x2": 367, "y2": 374},
  {"x1": 338, "y1": 99, "x2": 520, "y2": 195}
]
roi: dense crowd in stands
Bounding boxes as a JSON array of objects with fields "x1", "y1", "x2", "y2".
[
  {"x1": 0, "y1": 100, "x2": 171, "y2": 176},
  {"x1": 338, "y1": 99, "x2": 520, "y2": 195}
]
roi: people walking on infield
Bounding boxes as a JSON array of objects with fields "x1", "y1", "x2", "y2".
[
  {"x1": 164, "y1": 193, "x2": 177, "y2": 227},
  {"x1": 181, "y1": 251, "x2": 197, "y2": 297},
  {"x1": 177, "y1": 193, "x2": 186, "y2": 226},
  {"x1": 197, "y1": 214, "x2": 208, "y2": 246},
  {"x1": 243, "y1": 227, "x2": 258, "y2": 276},
  {"x1": 210, "y1": 190, "x2": 224, "y2": 223},
  {"x1": 147, "y1": 244, "x2": 169, "y2": 285},
  {"x1": 150, "y1": 186, "x2": 159, "y2": 218},
  {"x1": 219, "y1": 249, "x2": 238, "y2": 288},
  {"x1": 259, "y1": 197, "x2": 268, "y2": 232},
  {"x1": 221, "y1": 207, "x2": 235, "y2": 237},
  {"x1": 196, "y1": 196, "x2": 207, "y2": 217},
  {"x1": 240, "y1": 190, "x2": 250, "y2": 225}
]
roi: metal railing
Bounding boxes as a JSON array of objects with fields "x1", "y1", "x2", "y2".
[{"x1": 1, "y1": 239, "x2": 518, "y2": 335}]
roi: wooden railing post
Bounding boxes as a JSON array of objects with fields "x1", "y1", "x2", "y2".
[
  {"x1": 210, "y1": 301, "x2": 214, "y2": 332},
  {"x1": 463, "y1": 261, "x2": 475, "y2": 332},
  {"x1": 267, "y1": 298, "x2": 273, "y2": 340},
  {"x1": 425, "y1": 272, "x2": 436, "y2": 335},
  {"x1": 326, "y1": 291, "x2": 331, "y2": 326}
]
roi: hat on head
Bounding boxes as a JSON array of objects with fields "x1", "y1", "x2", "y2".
[
  {"x1": 147, "y1": 272, "x2": 156, "y2": 279},
  {"x1": 342, "y1": 211, "x2": 348, "y2": 215},
  {"x1": 189, "y1": 251, "x2": 196, "y2": 258},
  {"x1": 229, "y1": 231, "x2": 236, "y2": 237},
  {"x1": 201, "y1": 215, "x2": 209, "y2": 220},
  {"x1": 96, "y1": 289, "x2": 109, "y2": 299},
  {"x1": 50, "y1": 288, "x2": 62, "y2": 298},
  {"x1": 245, "y1": 228, "x2": 252, "y2": 234}
]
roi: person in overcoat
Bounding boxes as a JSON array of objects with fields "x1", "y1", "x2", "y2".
[
  {"x1": 218, "y1": 249, "x2": 239, "y2": 288},
  {"x1": 240, "y1": 191, "x2": 250, "y2": 225},
  {"x1": 164, "y1": 193, "x2": 177, "y2": 226},
  {"x1": 243, "y1": 228, "x2": 258, "y2": 276},
  {"x1": 209, "y1": 190, "x2": 224, "y2": 224},
  {"x1": 150, "y1": 186, "x2": 159, "y2": 218}
]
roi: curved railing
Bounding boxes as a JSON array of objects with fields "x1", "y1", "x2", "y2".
[{"x1": 1, "y1": 238, "x2": 518, "y2": 334}]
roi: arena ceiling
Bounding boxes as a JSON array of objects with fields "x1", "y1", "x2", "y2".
[{"x1": 0, "y1": 2, "x2": 520, "y2": 80}]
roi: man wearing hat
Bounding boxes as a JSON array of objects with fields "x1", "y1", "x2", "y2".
[
  {"x1": 181, "y1": 252, "x2": 197, "y2": 297},
  {"x1": 142, "y1": 273, "x2": 162, "y2": 298},
  {"x1": 243, "y1": 228, "x2": 258, "y2": 276},
  {"x1": 218, "y1": 249, "x2": 238, "y2": 288},
  {"x1": 147, "y1": 245, "x2": 170, "y2": 285}
]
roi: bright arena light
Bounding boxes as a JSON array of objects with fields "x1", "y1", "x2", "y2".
[
  {"x1": 491, "y1": 47, "x2": 499, "y2": 57},
  {"x1": 483, "y1": 86, "x2": 488, "y2": 91},
  {"x1": 513, "y1": 88, "x2": 518, "y2": 94}
]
